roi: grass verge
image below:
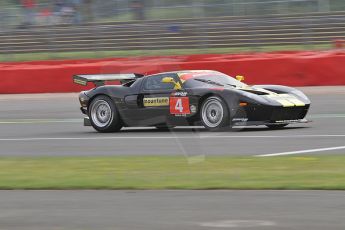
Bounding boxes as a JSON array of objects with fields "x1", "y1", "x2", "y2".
[
  {"x1": 0, "y1": 155, "x2": 345, "y2": 190},
  {"x1": 0, "y1": 44, "x2": 332, "y2": 62}
]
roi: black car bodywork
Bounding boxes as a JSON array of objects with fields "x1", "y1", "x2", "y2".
[{"x1": 74, "y1": 70, "x2": 310, "y2": 132}]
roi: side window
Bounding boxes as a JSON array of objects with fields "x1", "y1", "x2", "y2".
[{"x1": 143, "y1": 74, "x2": 177, "y2": 91}]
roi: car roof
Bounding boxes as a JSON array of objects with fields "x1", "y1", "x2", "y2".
[
  {"x1": 142, "y1": 70, "x2": 227, "y2": 83},
  {"x1": 147, "y1": 70, "x2": 221, "y2": 76}
]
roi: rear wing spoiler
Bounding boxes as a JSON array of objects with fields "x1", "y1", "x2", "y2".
[{"x1": 73, "y1": 73, "x2": 144, "y2": 87}]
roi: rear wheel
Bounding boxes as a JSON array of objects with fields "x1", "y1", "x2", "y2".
[
  {"x1": 200, "y1": 96, "x2": 229, "y2": 131},
  {"x1": 89, "y1": 95, "x2": 123, "y2": 133}
]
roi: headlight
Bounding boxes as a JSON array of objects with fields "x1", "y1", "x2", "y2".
[{"x1": 291, "y1": 90, "x2": 310, "y2": 102}]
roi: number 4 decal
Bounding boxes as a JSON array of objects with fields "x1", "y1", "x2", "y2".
[
  {"x1": 175, "y1": 98, "x2": 183, "y2": 113},
  {"x1": 170, "y1": 97, "x2": 191, "y2": 115}
]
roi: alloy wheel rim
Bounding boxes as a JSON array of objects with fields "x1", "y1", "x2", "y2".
[
  {"x1": 91, "y1": 100, "x2": 113, "y2": 128},
  {"x1": 202, "y1": 98, "x2": 224, "y2": 128}
]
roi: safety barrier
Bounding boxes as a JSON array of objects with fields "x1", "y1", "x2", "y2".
[{"x1": 1, "y1": 50, "x2": 344, "y2": 94}]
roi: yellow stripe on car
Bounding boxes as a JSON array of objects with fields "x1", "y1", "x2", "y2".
[
  {"x1": 266, "y1": 94, "x2": 305, "y2": 107},
  {"x1": 287, "y1": 98, "x2": 305, "y2": 106},
  {"x1": 276, "y1": 99, "x2": 295, "y2": 107}
]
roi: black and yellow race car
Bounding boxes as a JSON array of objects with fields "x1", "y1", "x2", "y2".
[{"x1": 73, "y1": 70, "x2": 310, "y2": 132}]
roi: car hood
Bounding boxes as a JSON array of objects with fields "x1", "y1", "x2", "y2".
[{"x1": 227, "y1": 85, "x2": 309, "y2": 107}]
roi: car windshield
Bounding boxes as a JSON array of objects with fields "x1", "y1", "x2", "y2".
[{"x1": 182, "y1": 72, "x2": 247, "y2": 88}]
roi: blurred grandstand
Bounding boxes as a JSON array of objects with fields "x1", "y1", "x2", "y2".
[{"x1": 0, "y1": 0, "x2": 344, "y2": 55}]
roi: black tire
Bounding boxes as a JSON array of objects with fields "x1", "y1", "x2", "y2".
[
  {"x1": 88, "y1": 95, "x2": 123, "y2": 133},
  {"x1": 266, "y1": 124, "x2": 288, "y2": 129},
  {"x1": 200, "y1": 96, "x2": 230, "y2": 131}
]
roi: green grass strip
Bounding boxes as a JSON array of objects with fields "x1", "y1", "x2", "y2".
[
  {"x1": 0, "y1": 155, "x2": 345, "y2": 190},
  {"x1": 0, "y1": 44, "x2": 332, "y2": 62}
]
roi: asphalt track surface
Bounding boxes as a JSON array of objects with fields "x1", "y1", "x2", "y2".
[
  {"x1": 0, "y1": 87, "x2": 345, "y2": 230},
  {"x1": 0, "y1": 86, "x2": 345, "y2": 157},
  {"x1": 1, "y1": 190, "x2": 345, "y2": 230}
]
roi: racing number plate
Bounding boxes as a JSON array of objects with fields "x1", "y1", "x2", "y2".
[{"x1": 170, "y1": 97, "x2": 191, "y2": 115}]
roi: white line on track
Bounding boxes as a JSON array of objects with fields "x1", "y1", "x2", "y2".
[
  {"x1": 0, "y1": 134, "x2": 344, "y2": 142},
  {"x1": 308, "y1": 114, "x2": 345, "y2": 118},
  {"x1": 204, "y1": 134, "x2": 345, "y2": 138},
  {"x1": 0, "y1": 119, "x2": 81, "y2": 124},
  {"x1": 256, "y1": 146, "x2": 345, "y2": 157}
]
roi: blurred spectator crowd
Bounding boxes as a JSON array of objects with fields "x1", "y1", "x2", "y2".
[
  {"x1": 20, "y1": 0, "x2": 94, "y2": 26},
  {"x1": 1, "y1": 0, "x2": 341, "y2": 29}
]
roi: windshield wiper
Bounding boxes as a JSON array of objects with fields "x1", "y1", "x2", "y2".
[{"x1": 195, "y1": 79, "x2": 224, "y2": 86}]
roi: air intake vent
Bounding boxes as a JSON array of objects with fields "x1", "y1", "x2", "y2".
[{"x1": 240, "y1": 89, "x2": 269, "y2": 95}]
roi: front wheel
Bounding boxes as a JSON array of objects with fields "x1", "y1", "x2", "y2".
[
  {"x1": 89, "y1": 95, "x2": 123, "y2": 133},
  {"x1": 200, "y1": 96, "x2": 229, "y2": 131}
]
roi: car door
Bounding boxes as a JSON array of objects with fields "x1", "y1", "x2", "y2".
[{"x1": 136, "y1": 73, "x2": 179, "y2": 126}]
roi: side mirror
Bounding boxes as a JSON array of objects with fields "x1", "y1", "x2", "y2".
[
  {"x1": 161, "y1": 77, "x2": 182, "y2": 90},
  {"x1": 162, "y1": 77, "x2": 175, "y2": 84},
  {"x1": 236, "y1": 75, "x2": 245, "y2": 82}
]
